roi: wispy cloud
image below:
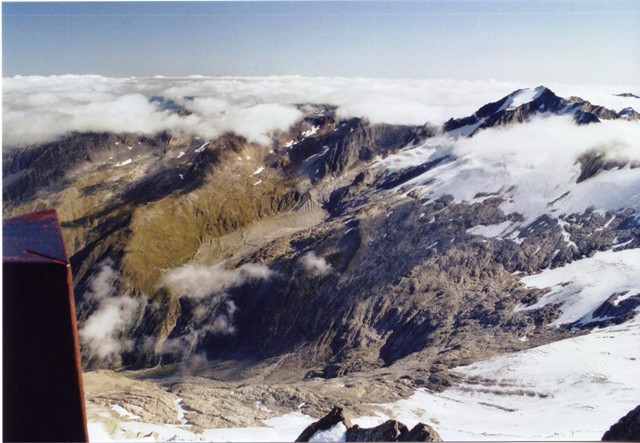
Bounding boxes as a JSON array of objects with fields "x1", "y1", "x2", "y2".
[
  {"x1": 79, "y1": 260, "x2": 142, "y2": 361},
  {"x1": 157, "y1": 262, "x2": 274, "y2": 359},
  {"x1": 299, "y1": 251, "x2": 332, "y2": 277},
  {"x1": 159, "y1": 262, "x2": 273, "y2": 300}
]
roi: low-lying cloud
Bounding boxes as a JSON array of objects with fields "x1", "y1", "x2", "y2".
[
  {"x1": 157, "y1": 262, "x2": 274, "y2": 358},
  {"x1": 460, "y1": 116, "x2": 640, "y2": 219},
  {"x1": 160, "y1": 296, "x2": 239, "y2": 360},
  {"x1": 160, "y1": 262, "x2": 273, "y2": 300},
  {"x1": 79, "y1": 260, "x2": 142, "y2": 361},
  {"x1": 7, "y1": 75, "x2": 635, "y2": 148},
  {"x1": 299, "y1": 251, "x2": 332, "y2": 277}
]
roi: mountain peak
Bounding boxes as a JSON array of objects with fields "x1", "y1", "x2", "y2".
[
  {"x1": 444, "y1": 86, "x2": 560, "y2": 136},
  {"x1": 444, "y1": 86, "x2": 632, "y2": 137},
  {"x1": 615, "y1": 92, "x2": 640, "y2": 99},
  {"x1": 507, "y1": 85, "x2": 553, "y2": 105}
]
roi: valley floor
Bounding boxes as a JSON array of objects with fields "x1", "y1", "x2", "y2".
[{"x1": 85, "y1": 315, "x2": 640, "y2": 441}]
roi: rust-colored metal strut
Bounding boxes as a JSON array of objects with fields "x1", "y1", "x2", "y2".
[{"x1": 3, "y1": 209, "x2": 89, "y2": 442}]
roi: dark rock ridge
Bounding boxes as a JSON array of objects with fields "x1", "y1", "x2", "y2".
[
  {"x1": 588, "y1": 291, "x2": 640, "y2": 327},
  {"x1": 615, "y1": 92, "x2": 640, "y2": 99},
  {"x1": 444, "y1": 86, "x2": 639, "y2": 136},
  {"x1": 576, "y1": 151, "x2": 640, "y2": 183},
  {"x1": 296, "y1": 406, "x2": 442, "y2": 442},
  {"x1": 347, "y1": 421, "x2": 442, "y2": 442},
  {"x1": 1, "y1": 131, "x2": 211, "y2": 205},
  {"x1": 346, "y1": 421, "x2": 405, "y2": 442},
  {"x1": 602, "y1": 404, "x2": 640, "y2": 441},
  {"x1": 178, "y1": 195, "x2": 638, "y2": 379},
  {"x1": 295, "y1": 406, "x2": 352, "y2": 442},
  {"x1": 284, "y1": 117, "x2": 436, "y2": 183}
]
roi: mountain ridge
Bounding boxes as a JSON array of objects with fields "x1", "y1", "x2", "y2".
[
  {"x1": 3, "y1": 86, "x2": 639, "y2": 382},
  {"x1": 444, "y1": 86, "x2": 640, "y2": 136}
]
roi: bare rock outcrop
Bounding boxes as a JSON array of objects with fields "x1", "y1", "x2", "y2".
[
  {"x1": 401, "y1": 423, "x2": 443, "y2": 442},
  {"x1": 297, "y1": 407, "x2": 442, "y2": 442},
  {"x1": 346, "y1": 420, "x2": 409, "y2": 442},
  {"x1": 602, "y1": 404, "x2": 640, "y2": 441},
  {"x1": 295, "y1": 406, "x2": 352, "y2": 442}
]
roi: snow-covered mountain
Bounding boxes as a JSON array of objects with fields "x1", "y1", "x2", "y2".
[
  {"x1": 3, "y1": 78, "x2": 639, "y2": 440},
  {"x1": 444, "y1": 86, "x2": 640, "y2": 137}
]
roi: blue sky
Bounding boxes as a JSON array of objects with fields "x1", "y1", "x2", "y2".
[{"x1": 3, "y1": 1, "x2": 640, "y2": 84}]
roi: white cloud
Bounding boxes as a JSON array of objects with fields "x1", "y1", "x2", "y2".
[
  {"x1": 160, "y1": 296, "x2": 239, "y2": 360},
  {"x1": 2, "y1": 76, "x2": 303, "y2": 146},
  {"x1": 299, "y1": 251, "x2": 332, "y2": 277},
  {"x1": 454, "y1": 116, "x2": 640, "y2": 163},
  {"x1": 191, "y1": 102, "x2": 304, "y2": 145},
  {"x1": 156, "y1": 262, "x2": 273, "y2": 359},
  {"x1": 159, "y1": 262, "x2": 273, "y2": 300},
  {"x1": 80, "y1": 296, "x2": 139, "y2": 360},
  {"x1": 2, "y1": 79, "x2": 187, "y2": 146},
  {"x1": 79, "y1": 260, "x2": 142, "y2": 361}
]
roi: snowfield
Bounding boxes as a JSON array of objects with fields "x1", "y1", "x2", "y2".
[
  {"x1": 352, "y1": 316, "x2": 640, "y2": 441},
  {"x1": 87, "y1": 410, "x2": 317, "y2": 442},
  {"x1": 516, "y1": 248, "x2": 640, "y2": 326},
  {"x1": 506, "y1": 87, "x2": 545, "y2": 110},
  {"x1": 377, "y1": 117, "x2": 640, "y2": 226},
  {"x1": 88, "y1": 314, "x2": 640, "y2": 441},
  {"x1": 466, "y1": 220, "x2": 516, "y2": 238}
]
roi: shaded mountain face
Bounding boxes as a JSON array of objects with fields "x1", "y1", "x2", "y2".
[{"x1": 3, "y1": 87, "x2": 639, "y2": 380}]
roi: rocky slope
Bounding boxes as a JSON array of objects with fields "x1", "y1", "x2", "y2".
[{"x1": 3, "y1": 86, "x2": 639, "y2": 388}]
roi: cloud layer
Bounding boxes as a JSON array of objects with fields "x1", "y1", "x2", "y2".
[{"x1": 5, "y1": 75, "x2": 637, "y2": 147}]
